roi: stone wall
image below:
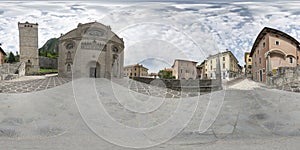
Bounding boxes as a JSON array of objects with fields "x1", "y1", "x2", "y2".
[
  {"x1": 39, "y1": 56, "x2": 57, "y2": 69},
  {"x1": 267, "y1": 66, "x2": 300, "y2": 92},
  {"x1": 0, "y1": 62, "x2": 25, "y2": 80},
  {"x1": 132, "y1": 77, "x2": 222, "y2": 92}
]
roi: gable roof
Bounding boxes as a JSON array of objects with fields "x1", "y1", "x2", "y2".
[
  {"x1": 0, "y1": 47, "x2": 7, "y2": 56},
  {"x1": 171, "y1": 59, "x2": 198, "y2": 68},
  {"x1": 250, "y1": 27, "x2": 300, "y2": 57}
]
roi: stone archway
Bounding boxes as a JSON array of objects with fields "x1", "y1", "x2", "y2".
[{"x1": 87, "y1": 61, "x2": 101, "y2": 78}]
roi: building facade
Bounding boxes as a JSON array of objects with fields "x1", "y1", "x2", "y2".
[
  {"x1": 18, "y1": 22, "x2": 39, "y2": 75},
  {"x1": 123, "y1": 64, "x2": 148, "y2": 77},
  {"x1": 0, "y1": 47, "x2": 6, "y2": 65},
  {"x1": 58, "y1": 22, "x2": 124, "y2": 78},
  {"x1": 197, "y1": 60, "x2": 207, "y2": 79},
  {"x1": 250, "y1": 27, "x2": 300, "y2": 83},
  {"x1": 172, "y1": 59, "x2": 197, "y2": 79},
  {"x1": 244, "y1": 52, "x2": 252, "y2": 78},
  {"x1": 206, "y1": 50, "x2": 241, "y2": 80}
]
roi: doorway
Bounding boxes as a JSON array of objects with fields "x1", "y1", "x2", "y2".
[
  {"x1": 259, "y1": 69, "x2": 263, "y2": 82},
  {"x1": 87, "y1": 61, "x2": 100, "y2": 78}
]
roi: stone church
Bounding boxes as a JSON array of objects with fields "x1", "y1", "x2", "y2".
[{"x1": 58, "y1": 22, "x2": 124, "y2": 78}]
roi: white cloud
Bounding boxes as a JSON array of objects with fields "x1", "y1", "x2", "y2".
[{"x1": 1, "y1": 1, "x2": 300, "y2": 71}]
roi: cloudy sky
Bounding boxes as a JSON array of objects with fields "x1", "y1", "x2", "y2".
[{"x1": 1, "y1": 0, "x2": 300, "y2": 73}]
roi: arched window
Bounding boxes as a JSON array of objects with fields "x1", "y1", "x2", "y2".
[
  {"x1": 67, "y1": 51, "x2": 71, "y2": 59},
  {"x1": 67, "y1": 64, "x2": 71, "y2": 72},
  {"x1": 289, "y1": 57, "x2": 293, "y2": 64}
]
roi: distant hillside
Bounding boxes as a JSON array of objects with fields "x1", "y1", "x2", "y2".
[{"x1": 39, "y1": 38, "x2": 59, "y2": 59}]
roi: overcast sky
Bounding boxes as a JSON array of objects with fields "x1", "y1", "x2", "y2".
[{"x1": 1, "y1": 0, "x2": 300, "y2": 73}]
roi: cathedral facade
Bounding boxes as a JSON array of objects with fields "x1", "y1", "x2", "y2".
[{"x1": 58, "y1": 22, "x2": 124, "y2": 78}]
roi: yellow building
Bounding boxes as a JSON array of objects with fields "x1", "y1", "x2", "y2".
[
  {"x1": 123, "y1": 64, "x2": 149, "y2": 77},
  {"x1": 244, "y1": 52, "x2": 252, "y2": 78},
  {"x1": 206, "y1": 50, "x2": 242, "y2": 80}
]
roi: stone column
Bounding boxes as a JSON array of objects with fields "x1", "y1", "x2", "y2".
[{"x1": 215, "y1": 53, "x2": 222, "y2": 89}]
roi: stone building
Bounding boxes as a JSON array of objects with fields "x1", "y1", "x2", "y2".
[
  {"x1": 197, "y1": 60, "x2": 207, "y2": 79},
  {"x1": 205, "y1": 50, "x2": 241, "y2": 80},
  {"x1": 172, "y1": 59, "x2": 198, "y2": 79},
  {"x1": 123, "y1": 64, "x2": 148, "y2": 77},
  {"x1": 18, "y1": 22, "x2": 39, "y2": 75},
  {"x1": 0, "y1": 46, "x2": 6, "y2": 65},
  {"x1": 244, "y1": 52, "x2": 252, "y2": 78},
  {"x1": 249, "y1": 27, "x2": 300, "y2": 83},
  {"x1": 58, "y1": 22, "x2": 124, "y2": 78}
]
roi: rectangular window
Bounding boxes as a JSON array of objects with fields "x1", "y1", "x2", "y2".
[
  {"x1": 290, "y1": 57, "x2": 293, "y2": 63},
  {"x1": 263, "y1": 42, "x2": 265, "y2": 48},
  {"x1": 255, "y1": 62, "x2": 257, "y2": 67},
  {"x1": 248, "y1": 58, "x2": 251, "y2": 62},
  {"x1": 210, "y1": 65, "x2": 212, "y2": 70},
  {"x1": 223, "y1": 63, "x2": 225, "y2": 69},
  {"x1": 210, "y1": 73, "x2": 212, "y2": 78},
  {"x1": 275, "y1": 41, "x2": 280, "y2": 45},
  {"x1": 223, "y1": 57, "x2": 225, "y2": 61},
  {"x1": 180, "y1": 69, "x2": 182, "y2": 73},
  {"x1": 259, "y1": 58, "x2": 261, "y2": 64}
]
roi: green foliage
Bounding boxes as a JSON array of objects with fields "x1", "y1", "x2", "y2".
[
  {"x1": 39, "y1": 38, "x2": 59, "y2": 59},
  {"x1": 7, "y1": 52, "x2": 16, "y2": 63},
  {"x1": 158, "y1": 70, "x2": 175, "y2": 79},
  {"x1": 39, "y1": 68, "x2": 58, "y2": 74}
]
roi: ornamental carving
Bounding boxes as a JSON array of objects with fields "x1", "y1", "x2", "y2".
[
  {"x1": 85, "y1": 29, "x2": 106, "y2": 37},
  {"x1": 81, "y1": 40, "x2": 106, "y2": 51}
]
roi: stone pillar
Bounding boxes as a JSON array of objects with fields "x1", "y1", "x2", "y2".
[
  {"x1": 105, "y1": 43, "x2": 112, "y2": 78},
  {"x1": 266, "y1": 52, "x2": 272, "y2": 85},
  {"x1": 215, "y1": 53, "x2": 222, "y2": 89}
]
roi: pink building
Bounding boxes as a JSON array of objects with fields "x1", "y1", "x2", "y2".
[{"x1": 250, "y1": 27, "x2": 300, "y2": 83}]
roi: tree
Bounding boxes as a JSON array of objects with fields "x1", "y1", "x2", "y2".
[
  {"x1": 158, "y1": 70, "x2": 175, "y2": 79},
  {"x1": 7, "y1": 52, "x2": 16, "y2": 63}
]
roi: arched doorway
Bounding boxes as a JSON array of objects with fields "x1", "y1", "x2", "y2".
[{"x1": 87, "y1": 61, "x2": 101, "y2": 78}]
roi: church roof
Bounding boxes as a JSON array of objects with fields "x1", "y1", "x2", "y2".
[{"x1": 60, "y1": 21, "x2": 122, "y2": 41}]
